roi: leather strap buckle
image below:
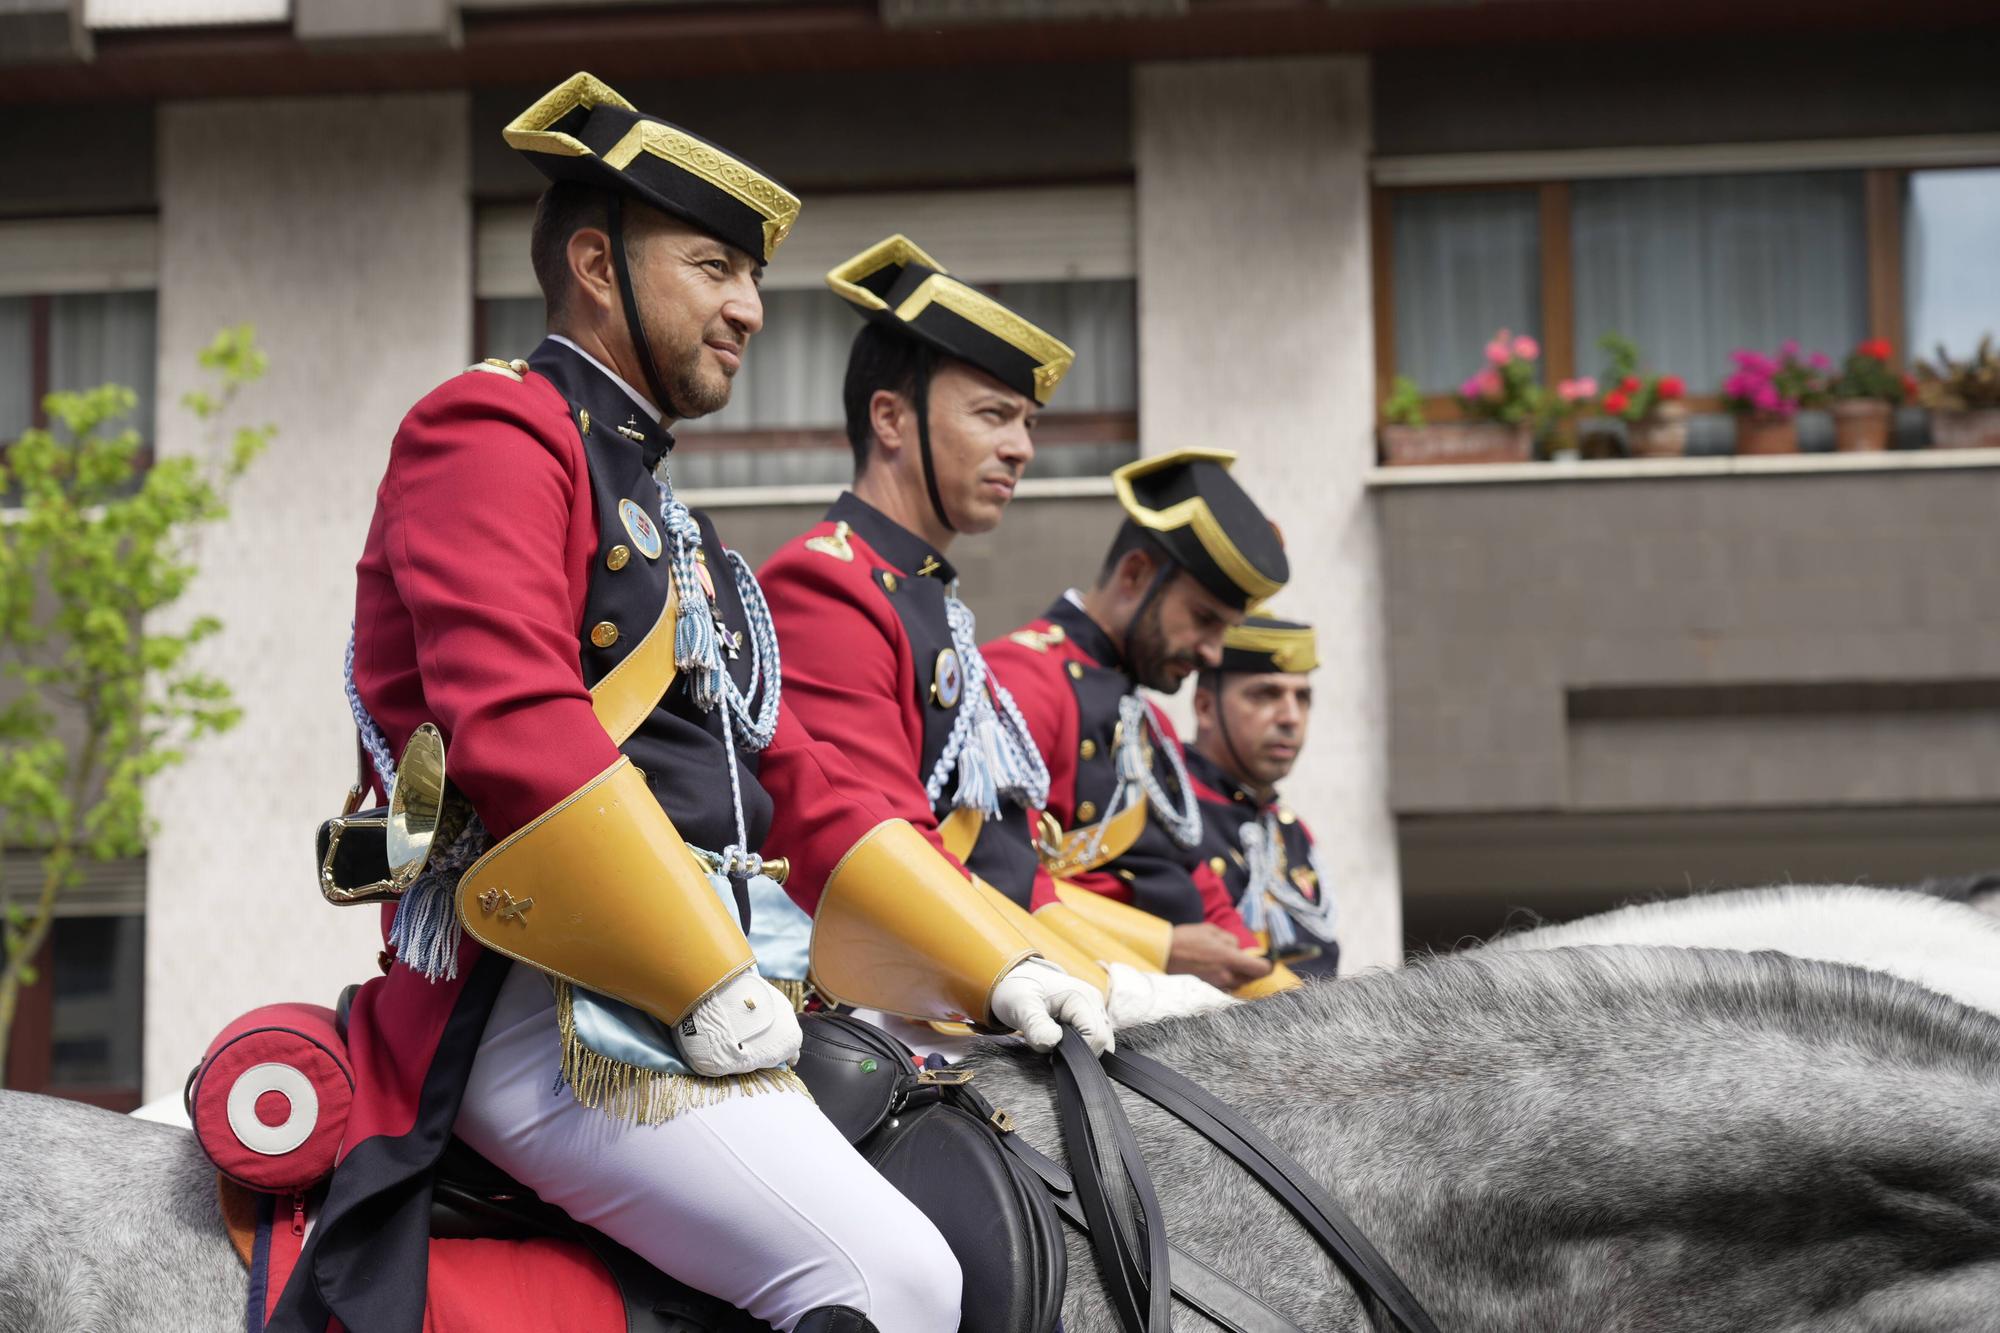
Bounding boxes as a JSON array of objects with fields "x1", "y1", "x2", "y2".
[
  {"x1": 915, "y1": 1067, "x2": 975, "y2": 1087},
  {"x1": 989, "y1": 1106, "x2": 1017, "y2": 1134}
]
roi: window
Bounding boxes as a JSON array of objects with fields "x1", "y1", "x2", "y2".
[
  {"x1": 1905, "y1": 167, "x2": 2000, "y2": 362},
  {"x1": 1390, "y1": 188, "x2": 1541, "y2": 393},
  {"x1": 2, "y1": 852, "x2": 147, "y2": 1111},
  {"x1": 0, "y1": 216, "x2": 160, "y2": 472},
  {"x1": 475, "y1": 185, "x2": 1140, "y2": 492},
  {"x1": 1374, "y1": 158, "x2": 1996, "y2": 455}
]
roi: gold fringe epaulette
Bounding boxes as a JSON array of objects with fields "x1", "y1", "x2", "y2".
[{"x1": 554, "y1": 979, "x2": 809, "y2": 1126}]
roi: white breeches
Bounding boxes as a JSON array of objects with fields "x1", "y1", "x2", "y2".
[{"x1": 454, "y1": 963, "x2": 962, "y2": 1333}]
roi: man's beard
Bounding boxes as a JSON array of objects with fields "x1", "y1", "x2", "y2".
[
  {"x1": 654, "y1": 329, "x2": 734, "y2": 419},
  {"x1": 1124, "y1": 593, "x2": 1199, "y2": 692}
]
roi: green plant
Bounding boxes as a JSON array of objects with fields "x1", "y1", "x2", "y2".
[
  {"x1": 1831, "y1": 338, "x2": 1910, "y2": 403},
  {"x1": 1382, "y1": 375, "x2": 1427, "y2": 428},
  {"x1": 1915, "y1": 336, "x2": 2000, "y2": 410},
  {"x1": 1722, "y1": 342, "x2": 1830, "y2": 419},
  {"x1": 1591, "y1": 334, "x2": 1687, "y2": 423},
  {"x1": 0, "y1": 327, "x2": 272, "y2": 1080}
]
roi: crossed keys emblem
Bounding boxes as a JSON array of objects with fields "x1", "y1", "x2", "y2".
[{"x1": 477, "y1": 887, "x2": 534, "y2": 923}]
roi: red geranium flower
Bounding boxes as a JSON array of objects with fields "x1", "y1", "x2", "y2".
[
  {"x1": 1656, "y1": 375, "x2": 1685, "y2": 400},
  {"x1": 1858, "y1": 337, "x2": 1894, "y2": 362},
  {"x1": 1603, "y1": 390, "x2": 1630, "y2": 415},
  {"x1": 1619, "y1": 375, "x2": 1641, "y2": 394},
  {"x1": 1902, "y1": 373, "x2": 1920, "y2": 401}
]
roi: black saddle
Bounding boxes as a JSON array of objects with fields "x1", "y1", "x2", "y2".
[{"x1": 418, "y1": 1011, "x2": 1063, "y2": 1333}]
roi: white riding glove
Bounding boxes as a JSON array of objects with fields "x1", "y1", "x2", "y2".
[
  {"x1": 989, "y1": 957, "x2": 1115, "y2": 1055},
  {"x1": 675, "y1": 969, "x2": 803, "y2": 1078},
  {"x1": 1104, "y1": 961, "x2": 1238, "y2": 1028}
]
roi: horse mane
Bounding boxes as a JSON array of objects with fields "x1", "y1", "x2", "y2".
[{"x1": 1037, "y1": 942, "x2": 2000, "y2": 1093}]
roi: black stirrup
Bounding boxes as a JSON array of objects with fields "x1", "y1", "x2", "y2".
[{"x1": 794, "y1": 1307, "x2": 878, "y2": 1333}]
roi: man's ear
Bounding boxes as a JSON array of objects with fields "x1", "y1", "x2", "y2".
[
  {"x1": 1115, "y1": 546, "x2": 1158, "y2": 597},
  {"x1": 1192, "y1": 680, "x2": 1218, "y2": 733},
  {"x1": 868, "y1": 388, "x2": 911, "y2": 463},
  {"x1": 566, "y1": 226, "x2": 618, "y2": 318}
]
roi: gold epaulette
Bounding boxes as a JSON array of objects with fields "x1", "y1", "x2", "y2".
[
  {"x1": 805, "y1": 520, "x2": 854, "y2": 562},
  {"x1": 466, "y1": 357, "x2": 531, "y2": 382},
  {"x1": 1008, "y1": 624, "x2": 1068, "y2": 653}
]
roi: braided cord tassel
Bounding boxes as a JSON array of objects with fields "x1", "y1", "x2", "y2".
[
  {"x1": 345, "y1": 625, "x2": 398, "y2": 793},
  {"x1": 923, "y1": 588, "x2": 1050, "y2": 818},
  {"x1": 1237, "y1": 814, "x2": 1297, "y2": 954},
  {"x1": 1119, "y1": 693, "x2": 1203, "y2": 849}
]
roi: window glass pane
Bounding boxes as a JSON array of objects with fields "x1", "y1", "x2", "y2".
[
  {"x1": 0, "y1": 296, "x2": 29, "y2": 443},
  {"x1": 49, "y1": 291, "x2": 157, "y2": 445},
  {"x1": 1572, "y1": 172, "x2": 1867, "y2": 386},
  {"x1": 1391, "y1": 189, "x2": 1541, "y2": 393},
  {"x1": 50, "y1": 913, "x2": 144, "y2": 1088},
  {"x1": 1905, "y1": 167, "x2": 2000, "y2": 363},
  {"x1": 483, "y1": 295, "x2": 548, "y2": 364},
  {"x1": 983, "y1": 279, "x2": 1137, "y2": 413}
]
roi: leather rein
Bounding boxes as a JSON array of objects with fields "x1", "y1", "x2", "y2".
[{"x1": 1020, "y1": 1032, "x2": 1445, "y2": 1333}]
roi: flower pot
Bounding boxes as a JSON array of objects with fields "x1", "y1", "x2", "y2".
[
  {"x1": 1379, "y1": 422, "x2": 1533, "y2": 466},
  {"x1": 1832, "y1": 399, "x2": 1892, "y2": 452},
  {"x1": 1627, "y1": 402, "x2": 1689, "y2": 458},
  {"x1": 1734, "y1": 413, "x2": 1799, "y2": 456},
  {"x1": 1929, "y1": 408, "x2": 2000, "y2": 451}
]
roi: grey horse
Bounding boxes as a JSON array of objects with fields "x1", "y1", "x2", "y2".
[{"x1": 6, "y1": 944, "x2": 2000, "y2": 1331}]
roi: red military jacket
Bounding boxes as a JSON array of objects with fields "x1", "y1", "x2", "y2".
[
  {"x1": 274, "y1": 340, "x2": 940, "y2": 1333},
  {"x1": 761, "y1": 492, "x2": 1060, "y2": 913},
  {"x1": 983, "y1": 596, "x2": 1256, "y2": 946}
]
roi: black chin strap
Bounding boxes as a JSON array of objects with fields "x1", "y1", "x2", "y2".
[
  {"x1": 606, "y1": 194, "x2": 683, "y2": 425},
  {"x1": 911, "y1": 345, "x2": 956, "y2": 534},
  {"x1": 1211, "y1": 676, "x2": 1261, "y2": 799}
]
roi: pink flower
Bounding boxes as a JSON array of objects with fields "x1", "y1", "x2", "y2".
[
  {"x1": 1780, "y1": 339, "x2": 1801, "y2": 361},
  {"x1": 1752, "y1": 384, "x2": 1781, "y2": 414},
  {"x1": 1557, "y1": 376, "x2": 1597, "y2": 403},
  {"x1": 1485, "y1": 340, "x2": 1512, "y2": 366},
  {"x1": 1808, "y1": 351, "x2": 1832, "y2": 372},
  {"x1": 1512, "y1": 335, "x2": 1540, "y2": 361},
  {"x1": 1473, "y1": 368, "x2": 1503, "y2": 400},
  {"x1": 1458, "y1": 375, "x2": 1482, "y2": 399}
]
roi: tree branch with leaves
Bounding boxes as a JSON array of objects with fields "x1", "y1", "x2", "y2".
[{"x1": 0, "y1": 327, "x2": 272, "y2": 1082}]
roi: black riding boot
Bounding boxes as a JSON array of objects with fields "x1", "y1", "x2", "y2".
[{"x1": 793, "y1": 1307, "x2": 879, "y2": 1333}]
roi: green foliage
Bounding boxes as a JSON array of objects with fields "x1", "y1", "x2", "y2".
[
  {"x1": 0, "y1": 325, "x2": 271, "y2": 1079},
  {"x1": 1382, "y1": 376, "x2": 1427, "y2": 428},
  {"x1": 1915, "y1": 336, "x2": 2000, "y2": 411}
]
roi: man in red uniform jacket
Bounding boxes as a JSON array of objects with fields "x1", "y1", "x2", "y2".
[
  {"x1": 984, "y1": 450, "x2": 1298, "y2": 995},
  {"x1": 761, "y1": 236, "x2": 1237, "y2": 1031},
  {"x1": 272, "y1": 74, "x2": 1108, "y2": 1333}
]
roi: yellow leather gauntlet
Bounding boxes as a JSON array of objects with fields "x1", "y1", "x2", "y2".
[
  {"x1": 1051, "y1": 882, "x2": 1174, "y2": 971},
  {"x1": 809, "y1": 820, "x2": 1036, "y2": 1024},
  {"x1": 457, "y1": 757, "x2": 754, "y2": 1026}
]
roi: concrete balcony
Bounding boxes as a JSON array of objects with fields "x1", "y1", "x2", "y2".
[{"x1": 1371, "y1": 450, "x2": 2000, "y2": 946}]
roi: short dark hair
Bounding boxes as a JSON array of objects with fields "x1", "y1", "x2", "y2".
[
  {"x1": 1097, "y1": 518, "x2": 1166, "y2": 587},
  {"x1": 529, "y1": 181, "x2": 611, "y2": 324},
  {"x1": 841, "y1": 322, "x2": 929, "y2": 476},
  {"x1": 1195, "y1": 667, "x2": 1222, "y2": 695}
]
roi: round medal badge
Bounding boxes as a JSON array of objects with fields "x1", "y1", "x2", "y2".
[
  {"x1": 617, "y1": 498, "x2": 663, "y2": 561},
  {"x1": 932, "y1": 648, "x2": 963, "y2": 708}
]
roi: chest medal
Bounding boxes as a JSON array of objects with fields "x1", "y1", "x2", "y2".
[
  {"x1": 931, "y1": 648, "x2": 964, "y2": 709},
  {"x1": 618, "y1": 498, "x2": 663, "y2": 561}
]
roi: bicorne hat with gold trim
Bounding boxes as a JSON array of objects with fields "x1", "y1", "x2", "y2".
[
  {"x1": 1220, "y1": 616, "x2": 1318, "y2": 675},
  {"x1": 504, "y1": 72, "x2": 800, "y2": 265},
  {"x1": 827, "y1": 235, "x2": 1075, "y2": 406},
  {"x1": 1112, "y1": 449, "x2": 1289, "y2": 611}
]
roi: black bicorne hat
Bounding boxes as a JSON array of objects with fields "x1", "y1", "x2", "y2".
[
  {"x1": 1112, "y1": 449, "x2": 1289, "y2": 611},
  {"x1": 1219, "y1": 616, "x2": 1319, "y2": 675},
  {"x1": 828, "y1": 235, "x2": 1074, "y2": 406},
  {"x1": 505, "y1": 72, "x2": 800, "y2": 265}
]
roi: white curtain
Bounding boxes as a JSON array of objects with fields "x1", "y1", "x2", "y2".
[
  {"x1": 0, "y1": 296, "x2": 29, "y2": 443},
  {"x1": 1571, "y1": 172, "x2": 1868, "y2": 384},
  {"x1": 1391, "y1": 188, "x2": 1541, "y2": 393},
  {"x1": 1905, "y1": 167, "x2": 2000, "y2": 364},
  {"x1": 48, "y1": 291, "x2": 158, "y2": 445}
]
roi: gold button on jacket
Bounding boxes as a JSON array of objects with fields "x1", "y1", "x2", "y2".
[
  {"x1": 606, "y1": 545, "x2": 631, "y2": 571},
  {"x1": 590, "y1": 621, "x2": 620, "y2": 648}
]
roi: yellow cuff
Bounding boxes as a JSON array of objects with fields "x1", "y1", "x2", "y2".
[
  {"x1": 1233, "y1": 959, "x2": 1304, "y2": 1000},
  {"x1": 809, "y1": 819, "x2": 1036, "y2": 1025},
  {"x1": 1030, "y1": 901, "x2": 1162, "y2": 976},
  {"x1": 966, "y1": 882, "x2": 1110, "y2": 996},
  {"x1": 457, "y1": 757, "x2": 754, "y2": 1026},
  {"x1": 1052, "y1": 882, "x2": 1174, "y2": 971}
]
